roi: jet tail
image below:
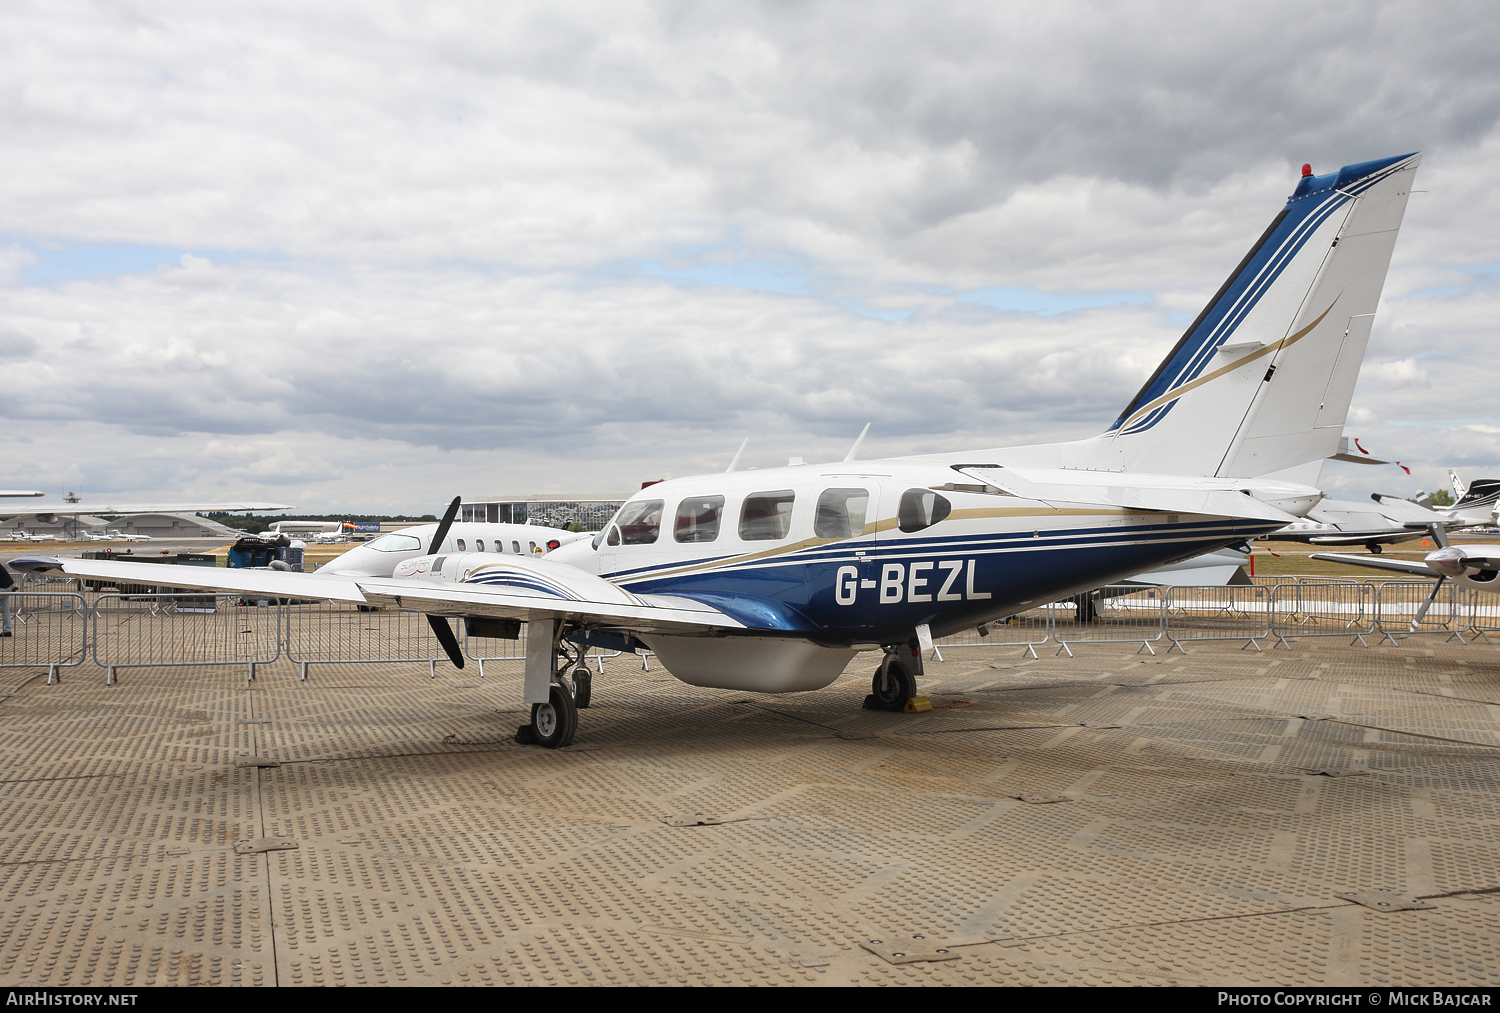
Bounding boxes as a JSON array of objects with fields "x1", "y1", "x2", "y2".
[{"x1": 1077, "y1": 153, "x2": 1421, "y2": 478}]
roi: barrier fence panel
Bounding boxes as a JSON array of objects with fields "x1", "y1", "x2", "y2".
[
  {"x1": 1270, "y1": 581, "x2": 1377, "y2": 648},
  {"x1": 936, "y1": 605, "x2": 1051, "y2": 658},
  {"x1": 1051, "y1": 585, "x2": 1166, "y2": 656},
  {"x1": 1376, "y1": 581, "x2": 1473, "y2": 645},
  {"x1": 17, "y1": 573, "x2": 83, "y2": 595},
  {"x1": 1165, "y1": 585, "x2": 1272, "y2": 653},
  {"x1": 0, "y1": 591, "x2": 89, "y2": 683},
  {"x1": 92, "y1": 592, "x2": 281, "y2": 685},
  {"x1": 1466, "y1": 588, "x2": 1500, "y2": 642},
  {"x1": 284, "y1": 603, "x2": 451, "y2": 678},
  {"x1": 460, "y1": 623, "x2": 528, "y2": 678}
]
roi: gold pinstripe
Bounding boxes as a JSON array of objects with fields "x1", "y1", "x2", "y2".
[{"x1": 1119, "y1": 299, "x2": 1338, "y2": 432}]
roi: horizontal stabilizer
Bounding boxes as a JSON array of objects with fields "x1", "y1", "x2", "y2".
[{"x1": 955, "y1": 467, "x2": 1299, "y2": 523}]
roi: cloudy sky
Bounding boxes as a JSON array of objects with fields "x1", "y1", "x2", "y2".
[{"x1": 3, "y1": 1, "x2": 1499, "y2": 513}]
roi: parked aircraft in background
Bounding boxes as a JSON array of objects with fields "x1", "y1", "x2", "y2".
[
  {"x1": 316, "y1": 521, "x2": 591, "y2": 577},
  {"x1": 16, "y1": 153, "x2": 1423, "y2": 749},
  {"x1": 1428, "y1": 470, "x2": 1500, "y2": 527},
  {"x1": 1312, "y1": 529, "x2": 1500, "y2": 627}
]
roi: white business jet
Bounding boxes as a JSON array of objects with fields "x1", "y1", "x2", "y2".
[
  {"x1": 15, "y1": 153, "x2": 1423, "y2": 749},
  {"x1": 318, "y1": 521, "x2": 591, "y2": 578}
]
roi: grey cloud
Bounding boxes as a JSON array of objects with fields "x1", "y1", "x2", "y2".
[{"x1": 0, "y1": 1, "x2": 1496, "y2": 509}]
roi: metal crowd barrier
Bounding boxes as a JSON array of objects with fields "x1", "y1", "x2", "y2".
[
  {"x1": 1375, "y1": 580, "x2": 1472, "y2": 646},
  {"x1": 3, "y1": 576, "x2": 1497, "y2": 687},
  {"x1": 92, "y1": 592, "x2": 281, "y2": 685},
  {"x1": 460, "y1": 623, "x2": 528, "y2": 678},
  {"x1": 1466, "y1": 588, "x2": 1500, "y2": 643},
  {"x1": 17, "y1": 573, "x2": 83, "y2": 595},
  {"x1": 1053, "y1": 585, "x2": 1166, "y2": 657},
  {"x1": 1165, "y1": 585, "x2": 1272, "y2": 653},
  {"x1": 283, "y1": 602, "x2": 451, "y2": 679},
  {"x1": 1270, "y1": 581, "x2": 1376, "y2": 648},
  {"x1": 936, "y1": 605, "x2": 1051, "y2": 658},
  {"x1": 0, "y1": 591, "x2": 89, "y2": 683}
]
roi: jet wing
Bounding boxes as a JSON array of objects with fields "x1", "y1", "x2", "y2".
[
  {"x1": 1293, "y1": 529, "x2": 1431, "y2": 547},
  {"x1": 10, "y1": 556, "x2": 747, "y2": 636},
  {"x1": 955, "y1": 467, "x2": 1299, "y2": 523},
  {"x1": 1308, "y1": 552, "x2": 1439, "y2": 578},
  {"x1": 12, "y1": 501, "x2": 292, "y2": 515}
]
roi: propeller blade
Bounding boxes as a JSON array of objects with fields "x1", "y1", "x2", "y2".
[
  {"x1": 1410, "y1": 575, "x2": 1447, "y2": 630},
  {"x1": 426, "y1": 614, "x2": 466, "y2": 669},
  {"x1": 429, "y1": 496, "x2": 462, "y2": 554}
]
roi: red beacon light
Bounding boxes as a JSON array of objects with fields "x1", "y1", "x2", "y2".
[
  {"x1": 546, "y1": 539, "x2": 560, "y2": 552},
  {"x1": 1301, "y1": 163, "x2": 1313, "y2": 177}
]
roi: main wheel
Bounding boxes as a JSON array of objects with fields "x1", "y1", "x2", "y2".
[
  {"x1": 571, "y1": 666, "x2": 592, "y2": 708},
  {"x1": 869, "y1": 656, "x2": 916, "y2": 712},
  {"x1": 530, "y1": 683, "x2": 578, "y2": 748}
]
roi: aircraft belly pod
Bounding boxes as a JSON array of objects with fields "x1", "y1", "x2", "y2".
[{"x1": 10, "y1": 153, "x2": 1422, "y2": 748}]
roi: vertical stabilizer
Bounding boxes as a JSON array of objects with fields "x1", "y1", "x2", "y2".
[{"x1": 1090, "y1": 153, "x2": 1420, "y2": 478}]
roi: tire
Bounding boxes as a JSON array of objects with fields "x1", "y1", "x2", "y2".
[
  {"x1": 530, "y1": 683, "x2": 578, "y2": 748},
  {"x1": 870, "y1": 656, "x2": 916, "y2": 712},
  {"x1": 572, "y1": 667, "x2": 592, "y2": 709}
]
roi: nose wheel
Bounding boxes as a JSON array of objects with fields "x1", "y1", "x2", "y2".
[
  {"x1": 516, "y1": 682, "x2": 578, "y2": 748},
  {"x1": 864, "y1": 655, "x2": 916, "y2": 712}
]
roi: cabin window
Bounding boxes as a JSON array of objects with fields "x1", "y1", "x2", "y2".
[
  {"x1": 898, "y1": 489, "x2": 951, "y2": 533},
  {"x1": 675, "y1": 495, "x2": 725, "y2": 543},
  {"x1": 366, "y1": 533, "x2": 422, "y2": 553},
  {"x1": 456, "y1": 538, "x2": 466, "y2": 551},
  {"x1": 739, "y1": 490, "x2": 795, "y2": 540},
  {"x1": 529, "y1": 541, "x2": 538, "y2": 554},
  {"x1": 512, "y1": 540, "x2": 521, "y2": 553},
  {"x1": 814, "y1": 488, "x2": 870, "y2": 539},
  {"x1": 475, "y1": 539, "x2": 485, "y2": 552},
  {"x1": 617, "y1": 498, "x2": 664, "y2": 545}
]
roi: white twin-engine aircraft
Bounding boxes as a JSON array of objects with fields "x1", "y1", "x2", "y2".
[{"x1": 15, "y1": 152, "x2": 1423, "y2": 749}]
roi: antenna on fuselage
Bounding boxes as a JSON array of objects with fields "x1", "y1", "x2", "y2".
[
  {"x1": 842, "y1": 423, "x2": 871, "y2": 462},
  {"x1": 725, "y1": 437, "x2": 749, "y2": 473}
]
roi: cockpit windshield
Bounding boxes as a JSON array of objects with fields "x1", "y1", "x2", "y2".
[{"x1": 366, "y1": 533, "x2": 424, "y2": 553}]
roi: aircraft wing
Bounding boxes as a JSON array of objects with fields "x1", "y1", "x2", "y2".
[
  {"x1": 353, "y1": 579, "x2": 744, "y2": 633},
  {"x1": 15, "y1": 556, "x2": 369, "y2": 602},
  {"x1": 10, "y1": 556, "x2": 747, "y2": 636},
  {"x1": 955, "y1": 467, "x2": 1298, "y2": 523},
  {"x1": 9, "y1": 501, "x2": 292, "y2": 515},
  {"x1": 1289, "y1": 529, "x2": 1432, "y2": 547},
  {"x1": 1308, "y1": 552, "x2": 1439, "y2": 578}
]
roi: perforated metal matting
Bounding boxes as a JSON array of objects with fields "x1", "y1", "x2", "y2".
[{"x1": 3, "y1": 637, "x2": 1500, "y2": 986}]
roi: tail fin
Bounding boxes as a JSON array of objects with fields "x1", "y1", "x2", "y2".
[{"x1": 1098, "y1": 153, "x2": 1420, "y2": 478}]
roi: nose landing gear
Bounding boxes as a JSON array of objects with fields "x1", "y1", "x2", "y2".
[{"x1": 864, "y1": 653, "x2": 916, "y2": 712}]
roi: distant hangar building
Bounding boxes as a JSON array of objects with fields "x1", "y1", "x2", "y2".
[{"x1": 461, "y1": 494, "x2": 626, "y2": 531}]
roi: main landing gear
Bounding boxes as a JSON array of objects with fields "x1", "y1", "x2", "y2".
[
  {"x1": 517, "y1": 682, "x2": 578, "y2": 748},
  {"x1": 516, "y1": 640, "x2": 592, "y2": 748}
]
